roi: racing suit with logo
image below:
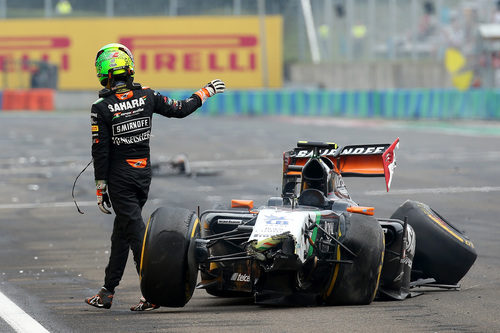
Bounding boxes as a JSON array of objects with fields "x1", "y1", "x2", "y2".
[{"x1": 90, "y1": 83, "x2": 202, "y2": 292}]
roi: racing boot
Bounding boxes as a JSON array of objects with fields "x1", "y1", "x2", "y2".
[
  {"x1": 85, "y1": 287, "x2": 114, "y2": 309},
  {"x1": 130, "y1": 297, "x2": 159, "y2": 311}
]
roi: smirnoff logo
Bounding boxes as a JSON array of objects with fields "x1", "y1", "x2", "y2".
[{"x1": 112, "y1": 117, "x2": 150, "y2": 136}]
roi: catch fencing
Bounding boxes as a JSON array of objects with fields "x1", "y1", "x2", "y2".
[
  {"x1": 1, "y1": 0, "x2": 496, "y2": 65},
  {"x1": 1, "y1": 0, "x2": 499, "y2": 117}
]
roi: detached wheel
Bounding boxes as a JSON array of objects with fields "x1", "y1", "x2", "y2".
[
  {"x1": 390, "y1": 200, "x2": 477, "y2": 285},
  {"x1": 140, "y1": 206, "x2": 200, "y2": 307}
]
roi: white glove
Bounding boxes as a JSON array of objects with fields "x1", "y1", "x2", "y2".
[
  {"x1": 96, "y1": 180, "x2": 112, "y2": 214},
  {"x1": 194, "y1": 79, "x2": 225, "y2": 104},
  {"x1": 204, "y1": 79, "x2": 225, "y2": 96}
]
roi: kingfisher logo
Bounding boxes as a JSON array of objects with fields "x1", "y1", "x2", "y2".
[
  {"x1": 0, "y1": 36, "x2": 70, "y2": 72},
  {"x1": 119, "y1": 35, "x2": 257, "y2": 73}
]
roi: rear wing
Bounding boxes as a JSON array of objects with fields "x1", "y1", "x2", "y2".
[{"x1": 283, "y1": 138, "x2": 400, "y2": 192}]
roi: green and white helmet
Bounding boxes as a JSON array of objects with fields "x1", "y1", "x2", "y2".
[{"x1": 95, "y1": 43, "x2": 135, "y2": 86}]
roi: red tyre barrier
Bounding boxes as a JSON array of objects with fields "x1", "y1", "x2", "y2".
[{"x1": 1, "y1": 89, "x2": 54, "y2": 111}]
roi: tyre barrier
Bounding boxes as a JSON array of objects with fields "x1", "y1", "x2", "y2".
[
  {"x1": 1, "y1": 89, "x2": 54, "y2": 111},
  {"x1": 161, "y1": 89, "x2": 500, "y2": 120},
  {"x1": 2, "y1": 88, "x2": 497, "y2": 118}
]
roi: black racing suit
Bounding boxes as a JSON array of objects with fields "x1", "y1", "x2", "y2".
[{"x1": 91, "y1": 83, "x2": 202, "y2": 292}]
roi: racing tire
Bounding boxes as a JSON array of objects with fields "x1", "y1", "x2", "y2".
[
  {"x1": 390, "y1": 200, "x2": 477, "y2": 285},
  {"x1": 323, "y1": 212, "x2": 385, "y2": 305},
  {"x1": 140, "y1": 206, "x2": 200, "y2": 307}
]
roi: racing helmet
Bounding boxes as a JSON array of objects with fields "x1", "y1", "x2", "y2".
[{"x1": 95, "y1": 43, "x2": 135, "y2": 87}]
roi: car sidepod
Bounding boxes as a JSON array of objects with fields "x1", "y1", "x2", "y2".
[{"x1": 198, "y1": 210, "x2": 257, "y2": 297}]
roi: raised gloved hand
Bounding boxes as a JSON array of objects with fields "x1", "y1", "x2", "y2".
[
  {"x1": 204, "y1": 79, "x2": 225, "y2": 96},
  {"x1": 96, "y1": 180, "x2": 112, "y2": 214},
  {"x1": 194, "y1": 79, "x2": 225, "y2": 104}
]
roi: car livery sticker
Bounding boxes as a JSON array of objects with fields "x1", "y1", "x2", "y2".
[
  {"x1": 296, "y1": 148, "x2": 338, "y2": 158},
  {"x1": 307, "y1": 212, "x2": 321, "y2": 258},
  {"x1": 217, "y1": 219, "x2": 243, "y2": 225},
  {"x1": 340, "y1": 145, "x2": 388, "y2": 155},
  {"x1": 249, "y1": 209, "x2": 317, "y2": 263},
  {"x1": 230, "y1": 273, "x2": 250, "y2": 282}
]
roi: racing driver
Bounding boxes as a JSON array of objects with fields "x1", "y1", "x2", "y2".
[{"x1": 85, "y1": 43, "x2": 225, "y2": 311}]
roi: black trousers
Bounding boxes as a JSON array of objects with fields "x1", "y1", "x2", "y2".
[{"x1": 103, "y1": 159, "x2": 151, "y2": 293}]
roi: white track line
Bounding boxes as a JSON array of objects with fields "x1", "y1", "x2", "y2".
[
  {"x1": 0, "y1": 291, "x2": 50, "y2": 333},
  {"x1": 0, "y1": 201, "x2": 95, "y2": 210},
  {"x1": 0, "y1": 158, "x2": 280, "y2": 175},
  {"x1": 365, "y1": 186, "x2": 500, "y2": 196},
  {"x1": 170, "y1": 158, "x2": 279, "y2": 168},
  {"x1": 1, "y1": 186, "x2": 499, "y2": 210}
]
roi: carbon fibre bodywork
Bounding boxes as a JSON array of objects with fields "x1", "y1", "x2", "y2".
[
  {"x1": 194, "y1": 140, "x2": 409, "y2": 305},
  {"x1": 141, "y1": 139, "x2": 476, "y2": 307}
]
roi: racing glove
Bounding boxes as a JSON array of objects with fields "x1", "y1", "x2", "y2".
[
  {"x1": 194, "y1": 79, "x2": 225, "y2": 104},
  {"x1": 96, "y1": 180, "x2": 112, "y2": 214}
]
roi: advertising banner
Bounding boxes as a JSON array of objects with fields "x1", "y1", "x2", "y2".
[{"x1": 0, "y1": 16, "x2": 282, "y2": 90}]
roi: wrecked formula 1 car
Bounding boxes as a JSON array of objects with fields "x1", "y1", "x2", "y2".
[{"x1": 139, "y1": 139, "x2": 477, "y2": 307}]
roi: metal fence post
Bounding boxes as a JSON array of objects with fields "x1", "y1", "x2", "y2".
[
  {"x1": 0, "y1": 0, "x2": 6, "y2": 19},
  {"x1": 389, "y1": 0, "x2": 396, "y2": 60},
  {"x1": 45, "y1": 0, "x2": 53, "y2": 18},
  {"x1": 169, "y1": 0, "x2": 178, "y2": 16},
  {"x1": 300, "y1": 0, "x2": 321, "y2": 64},
  {"x1": 106, "y1": 0, "x2": 114, "y2": 17},
  {"x1": 436, "y1": 0, "x2": 444, "y2": 62},
  {"x1": 368, "y1": 0, "x2": 375, "y2": 60},
  {"x1": 411, "y1": 0, "x2": 417, "y2": 60},
  {"x1": 322, "y1": 0, "x2": 333, "y2": 62},
  {"x1": 233, "y1": 0, "x2": 241, "y2": 15},
  {"x1": 298, "y1": 0, "x2": 306, "y2": 62},
  {"x1": 346, "y1": 0, "x2": 354, "y2": 61},
  {"x1": 258, "y1": 0, "x2": 269, "y2": 87}
]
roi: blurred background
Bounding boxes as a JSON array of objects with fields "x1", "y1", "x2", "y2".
[{"x1": 0, "y1": 0, "x2": 499, "y2": 119}]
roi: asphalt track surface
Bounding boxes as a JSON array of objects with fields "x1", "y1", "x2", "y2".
[{"x1": 0, "y1": 112, "x2": 499, "y2": 333}]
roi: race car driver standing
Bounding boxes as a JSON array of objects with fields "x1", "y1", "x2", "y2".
[{"x1": 85, "y1": 43, "x2": 225, "y2": 311}]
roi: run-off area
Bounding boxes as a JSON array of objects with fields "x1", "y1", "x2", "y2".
[{"x1": 0, "y1": 113, "x2": 499, "y2": 332}]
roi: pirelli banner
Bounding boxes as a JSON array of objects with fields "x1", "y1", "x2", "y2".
[{"x1": 0, "y1": 16, "x2": 282, "y2": 90}]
